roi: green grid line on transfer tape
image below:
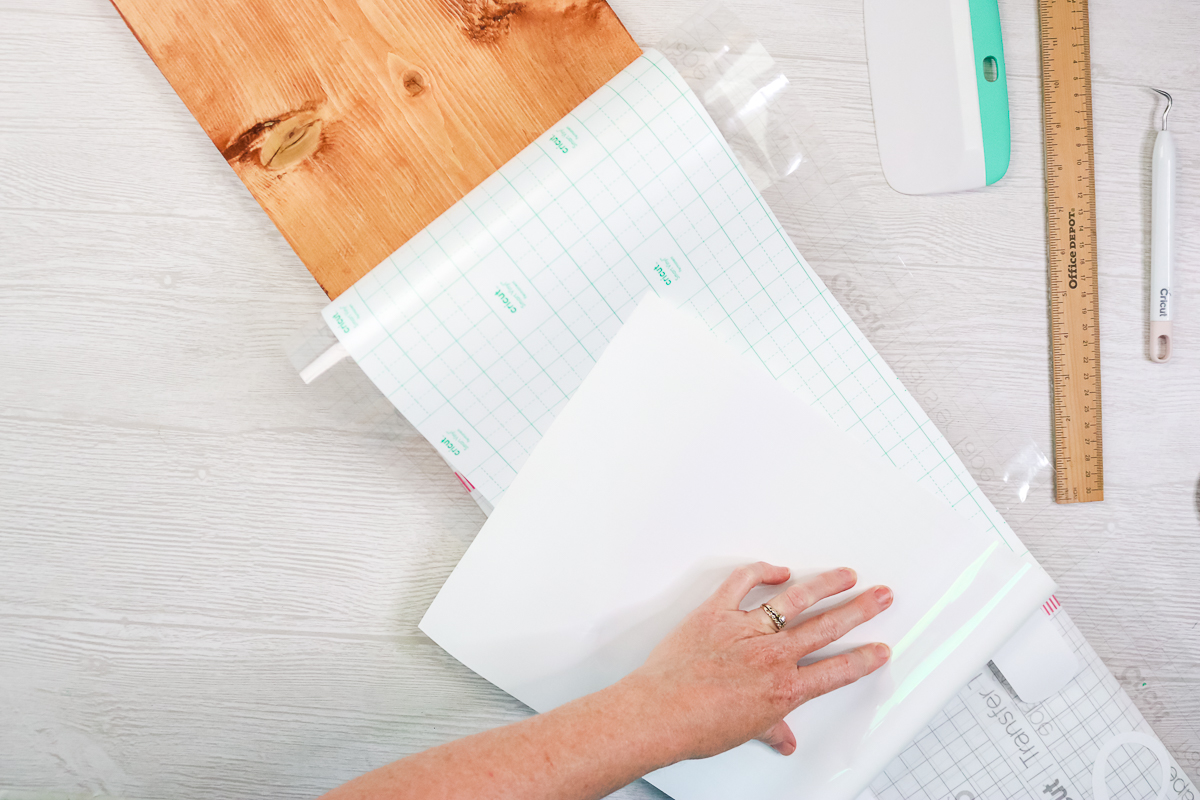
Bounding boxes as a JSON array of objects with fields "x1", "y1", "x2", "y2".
[
  {"x1": 330, "y1": 50, "x2": 1025, "y2": 558},
  {"x1": 623, "y1": 64, "x2": 874, "y2": 440},
  {"x1": 355, "y1": 51, "x2": 993, "y2": 532}
]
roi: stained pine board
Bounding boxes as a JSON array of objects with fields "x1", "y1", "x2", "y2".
[{"x1": 110, "y1": 0, "x2": 641, "y2": 299}]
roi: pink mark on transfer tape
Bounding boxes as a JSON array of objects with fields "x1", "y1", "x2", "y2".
[{"x1": 455, "y1": 472, "x2": 476, "y2": 493}]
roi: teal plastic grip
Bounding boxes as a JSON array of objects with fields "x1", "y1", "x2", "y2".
[{"x1": 968, "y1": 0, "x2": 1011, "y2": 185}]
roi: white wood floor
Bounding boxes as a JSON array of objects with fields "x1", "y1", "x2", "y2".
[{"x1": 1, "y1": 0, "x2": 1197, "y2": 797}]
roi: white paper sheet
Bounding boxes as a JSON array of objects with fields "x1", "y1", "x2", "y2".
[{"x1": 420, "y1": 295, "x2": 1055, "y2": 800}]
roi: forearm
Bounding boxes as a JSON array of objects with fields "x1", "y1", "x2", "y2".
[
  {"x1": 319, "y1": 676, "x2": 679, "y2": 800},
  {"x1": 318, "y1": 563, "x2": 891, "y2": 798}
]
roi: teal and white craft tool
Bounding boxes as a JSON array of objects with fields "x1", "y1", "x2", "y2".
[
  {"x1": 863, "y1": 0, "x2": 1011, "y2": 194},
  {"x1": 1150, "y1": 88, "x2": 1175, "y2": 362}
]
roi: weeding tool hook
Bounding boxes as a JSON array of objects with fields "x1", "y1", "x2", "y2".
[{"x1": 1152, "y1": 88, "x2": 1173, "y2": 131}]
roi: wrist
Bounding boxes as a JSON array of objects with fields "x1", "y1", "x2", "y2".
[{"x1": 603, "y1": 671, "x2": 692, "y2": 769}]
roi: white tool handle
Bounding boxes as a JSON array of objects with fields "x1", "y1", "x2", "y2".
[
  {"x1": 1150, "y1": 128, "x2": 1175, "y2": 362},
  {"x1": 299, "y1": 340, "x2": 349, "y2": 384}
]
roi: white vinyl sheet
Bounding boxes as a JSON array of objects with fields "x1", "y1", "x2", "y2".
[{"x1": 420, "y1": 295, "x2": 1055, "y2": 800}]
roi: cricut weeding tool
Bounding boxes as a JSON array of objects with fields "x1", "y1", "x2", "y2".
[{"x1": 1150, "y1": 88, "x2": 1175, "y2": 362}]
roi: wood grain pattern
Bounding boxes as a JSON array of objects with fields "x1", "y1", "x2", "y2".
[
  {"x1": 1039, "y1": 0, "x2": 1105, "y2": 503},
  {"x1": 109, "y1": 0, "x2": 641, "y2": 298},
  {"x1": 2, "y1": 0, "x2": 1199, "y2": 797}
]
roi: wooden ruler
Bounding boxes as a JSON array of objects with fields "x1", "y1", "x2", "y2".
[{"x1": 1039, "y1": 0, "x2": 1104, "y2": 503}]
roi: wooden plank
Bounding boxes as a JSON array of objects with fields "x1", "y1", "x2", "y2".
[{"x1": 109, "y1": 0, "x2": 641, "y2": 298}]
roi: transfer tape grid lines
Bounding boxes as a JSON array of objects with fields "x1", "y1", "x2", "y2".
[
  {"x1": 345, "y1": 51, "x2": 1014, "y2": 551},
  {"x1": 617, "y1": 59, "x2": 995, "y2": 538},
  {"x1": 357, "y1": 50, "x2": 1003, "y2": 542},
  {"x1": 634, "y1": 56, "x2": 1010, "y2": 549},
  {"x1": 868, "y1": 611, "x2": 1167, "y2": 800}
]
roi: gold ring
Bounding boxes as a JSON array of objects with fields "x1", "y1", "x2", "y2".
[{"x1": 761, "y1": 603, "x2": 786, "y2": 632}]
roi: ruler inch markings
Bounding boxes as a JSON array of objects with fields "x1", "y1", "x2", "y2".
[{"x1": 1039, "y1": 0, "x2": 1104, "y2": 503}]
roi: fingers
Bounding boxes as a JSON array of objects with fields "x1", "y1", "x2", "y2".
[
  {"x1": 712, "y1": 562, "x2": 790, "y2": 609},
  {"x1": 796, "y1": 642, "x2": 891, "y2": 701},
  {"x1": 751, "y1": 568, "x2": 858, "y2": 634},
  {"x1": 787, "y1": 585, "x2": 893, "y2": 654},
  {"x1": 758, "y1": 719, "x2": 797, "y2": 756}
]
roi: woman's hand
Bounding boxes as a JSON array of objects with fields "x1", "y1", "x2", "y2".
[
  {"x1": 319, "y1": 561, "x2": 892, "y2": 800},
  {"x1": 619, "y1": 562, "x2": 892, "y2": 761}
]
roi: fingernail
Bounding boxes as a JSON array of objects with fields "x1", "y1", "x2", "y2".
[
  {"x1": 839, "y1": 567, "x2": 856, "y2": 582},
  {"x1": 875, "y1": 643, "x2": 891, "y2": 661},
  {"x1": 874, "y1": 586, "x2": 893, "y2": 606}
]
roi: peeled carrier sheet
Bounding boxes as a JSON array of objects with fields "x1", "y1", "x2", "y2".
[{"x1": 421, "y1": 295, "x2": 1055, "y2": 800}]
